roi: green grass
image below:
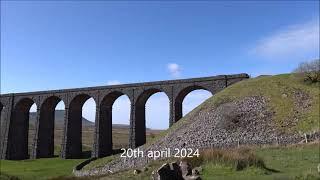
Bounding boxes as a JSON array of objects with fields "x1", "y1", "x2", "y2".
[
  {"x1": 2, "y1": 144, "x2": 318, "y2": 179},
  {"x1": 0, "y1": 158, "x2": 83, "y2": 180},
  {"x1": 94, "y1": 143, "x2": 319, "y2": 180},
  {"x1": 201, "y1": 143, "x2": 320, "y2": 180}
]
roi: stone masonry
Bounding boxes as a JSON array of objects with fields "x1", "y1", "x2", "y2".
[{"x1": 0, "y1": 74, "x2": 249, "y2": 160}]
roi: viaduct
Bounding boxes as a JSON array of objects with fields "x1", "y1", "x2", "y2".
[{"x1": 0, "y1": 73, "x2": 249, "y2": 160}]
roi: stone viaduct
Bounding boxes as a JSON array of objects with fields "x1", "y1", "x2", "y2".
[{"x1": 0, "y1": 73, "x2": 249, "y2": 160}]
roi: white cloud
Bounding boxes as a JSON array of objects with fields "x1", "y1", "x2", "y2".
[
  {"x1": 146, "y1": 93, "x2": 170, "y2": 129},
  {"x1": 182, "y1": 90, "x2": 212, "y2": 115},
  {"x1": 107, "y1": 80, "x2": 121, "y2": 85},
  {"x1": 112, "y1": 95, "x2": 131, "y2": 125},
  {"x1": 82, "y1": 98, "x2": 96, "y2": 122},
  {"x1": 167, "y1": 63, "x2": 181, "y2": 78},
  {"x1": 29, "y1": 103, "x2": 37, "y2": 112},
  {"x1": 250, "y1": 19, "x2": 319, "y2": 60}
]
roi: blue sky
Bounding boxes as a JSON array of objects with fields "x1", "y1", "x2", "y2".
[{"x1": 1, "y1": 1, "x2": 319, "y2": 129}]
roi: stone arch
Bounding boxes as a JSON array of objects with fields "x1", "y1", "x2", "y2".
[
  {"x1": 96, "y1": 91, "x2": 131, "y2": 157},
  {"x1": 65, "y1": 94, "x2": 96, "y2": 158},
  {"x1": 36, "y1": 96, "x2": 64, "y2": 158},
  {"x1": 7, "y1": 98, "x2": 36, "y2": 160},
  {"x1": 174, "y1": 85, "x2": 212, "y2": 122},
  {"x1": 134, "y1": 88, "x2": 170, "y2": 147}
]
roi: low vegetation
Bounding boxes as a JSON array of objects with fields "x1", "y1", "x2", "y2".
[
  {"x1": 293, "y1": 59, "x2": 320, "y2": 83},
  {"x1": 183, "y1": 148, "x2": 266, "y2": 171},
  {"x1": 2, "y1": 143, "x2": 318, "y2": 179},
  {"x1": 82, "y1": 143, "x2": 319, "y2": 180},
  {"x1": 0, "y1": 158, "x2": 83, "y2": 180}
]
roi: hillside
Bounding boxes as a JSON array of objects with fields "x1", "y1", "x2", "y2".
[
  {"x1": 80, "y1": 74, "x2": 320, "y2": 176},
  {"x1": 29, "y1": 110, "x2": 94, "y2": 128}
]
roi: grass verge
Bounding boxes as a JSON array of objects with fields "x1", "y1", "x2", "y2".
[{"x1": 0, "y1": 158, "x2": 83, "y2": 180}]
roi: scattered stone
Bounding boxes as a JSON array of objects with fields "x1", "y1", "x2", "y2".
[
  {"x1": 151, "y1": 170, "x2": 157, "y2": 180},
  {"x1": 185, "y1": 175, "x2": 202, "y2": 180},
  {"x1": 153, "y1": 162, "x2": 183, "y2": 180},
  {"x1": 179, "y1": 161, "x2": 192, "y2": 177},
  {"x1": 192, "y1": 168, "x2": 201, "y2": 176},
  {"x1": 133, "y1": 169, "x2": 141, "y2": 175},
  {"x1": 142, "y1": 166, "x2": 148, "y2": 172}
]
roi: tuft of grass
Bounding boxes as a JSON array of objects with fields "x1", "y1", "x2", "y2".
[
  {"x1": 183, "y1": 147, "x2": 266, "y2": 171},
  {"x1": 200, "y1": 143, "x2": 320, "y2": 180}
]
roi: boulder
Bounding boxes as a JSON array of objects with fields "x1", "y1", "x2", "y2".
[
  {"x1": 133, "y1": 169, "x2": 141, "y2": 175},
  {"x1": 185, "y1": 175, "x2": 202, "y2": 180},
  {"x1": 192, "y1": 166, "x2": 202, "y2": 175},
  {"x1": 152, "y1": 162, "x2": 183, "y2": 180},
  {"x1": 142, "y1": 166, "x2": 149, "y2": 172},
  {"x1": 179, "y1": 161, "x2": 192, "y2": 177}
]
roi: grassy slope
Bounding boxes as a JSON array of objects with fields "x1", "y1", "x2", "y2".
[
  {"x1": 204, "y1": 74, "x2": 319, "y2": 133},
  {"x1": 86, "y1": 74, "x2": 320, "y2": 170}
]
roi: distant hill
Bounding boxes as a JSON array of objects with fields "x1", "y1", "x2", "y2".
[{"x1": 29, "y1": 110, "x2": 136, "y2": 129}]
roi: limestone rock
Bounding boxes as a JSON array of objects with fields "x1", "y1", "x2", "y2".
[
  {"x1": 185, "y1": 175, "x2": 202, "y2": 180},
  {"x1": 133, "y1": 169, "x2": 141, "y2": 175},
  {"x1": 142, "y1": 166, "x2": 148, "y2": 172},
  {"x1": 152, "y1": 162, "x2": 183, "y2": 180},
  {"x1": 192, "y1": 167, "x2": 202, "y2": 175},
  {"x1": 179, "y1": 161, "x2": 192, "y2": 177}
]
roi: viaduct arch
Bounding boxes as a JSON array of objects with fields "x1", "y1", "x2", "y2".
[{"x1": 0, "y1": 73, "x2": 249, "y2": 159}]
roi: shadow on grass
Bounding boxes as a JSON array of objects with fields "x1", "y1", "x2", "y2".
[
  {"x1": 81, "y1": 151, "x2": 92, "y2": 159},
  {"x1": 264, "y1": 166, "x2": 281, "y2": 173},
  {"x1": 112, "y1": 148, "x2": 123, "y2": 155}
]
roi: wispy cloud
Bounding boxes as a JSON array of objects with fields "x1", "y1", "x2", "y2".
[
  {"x1": 250, "y1": 19, "x2": 319, "y2": 60},
  {"x1": 167, "y1": 63, "x2": 181, "y2": 78},
  {"x1": 107, "y1": 80, "x2": 121, "y2": 85}
]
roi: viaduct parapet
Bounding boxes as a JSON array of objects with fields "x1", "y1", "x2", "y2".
[{"x1": 0, "y1": 73, "x2": 249, "y2": 160}]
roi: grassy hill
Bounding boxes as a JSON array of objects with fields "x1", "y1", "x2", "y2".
[{"x1": 82, "y1": 73, "x2": 319, "y2": 179}]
